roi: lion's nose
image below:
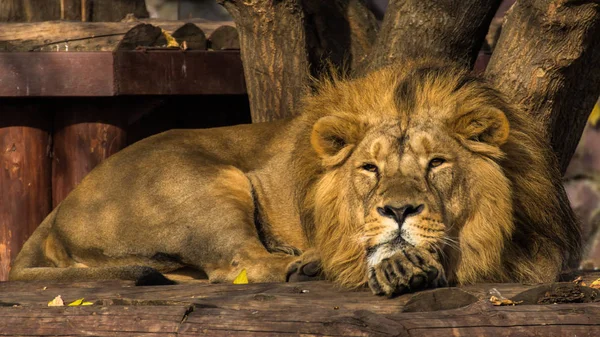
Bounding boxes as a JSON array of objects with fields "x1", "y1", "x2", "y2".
[{"x1": 378, "y1": 204, "x2": 424, "y2": 225}]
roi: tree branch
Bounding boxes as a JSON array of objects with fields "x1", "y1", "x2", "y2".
[{"x1": 485, "y1": 0, "x2": 600, "y2": 173}]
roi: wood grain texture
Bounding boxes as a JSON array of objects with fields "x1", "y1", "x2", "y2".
[
  {"x1": 485, "y1": 0, "x2": 600, "y2": 174},
  {"x1": 0, "y1": 51, "x2": 246, "y2": 97},
  {"x1": 366, "y1": 0, "x2": 502, "y2": 71},
  {"x1": 0, "y1": 105, "x2": 52, "y2": 281},
  {"x1": 51, "y1": 104, "x2": 128, "y2": 207},
  {"x1": 219, "y1": 0, "x2": 310, "y2": 122},
  {"x1": 0, "y1": 52, "x2": 115, "y2": 97},
  {"x1": 0, "y1": 274, "x2": 599, "y2": 336},
  {"x1": 0, "y1": 20, "x2": 233, "y2": 52}
]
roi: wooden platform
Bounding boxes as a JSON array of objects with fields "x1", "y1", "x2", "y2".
[{"x1": 1, "y1": 272, "x2": 599, "y2": 336}]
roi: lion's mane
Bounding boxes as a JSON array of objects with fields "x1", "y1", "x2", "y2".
[{"x1": 291, "y1": 59, "x2": 581, "y2": 288}]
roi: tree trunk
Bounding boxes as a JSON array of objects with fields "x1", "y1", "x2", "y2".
[
  {"x1": 366, "y1": 0, "x2": 502, "y2": 71},
  {"x1": 218, "y1": 0, "x2": 310, "y2": 123},
  {"x1": 485, "y1": 0, "x2": 600, "y2": 174},
  {"x1": 219, "y1": 0, "x2": 379, "y2": 122}
]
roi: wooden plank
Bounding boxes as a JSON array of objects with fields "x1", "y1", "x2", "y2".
[
  {"x1": 0, "y1": 105, "x2": 52, "y2": 281},
  {"x1": 114, "y1": 50, "x2": 246, "y2": 95},
  {"x1": 0, "y1": 52, "x2": 114, "y2": 96},
  {"x1": 0, "y1": 277, "x2": 600, "y2": 336},
  {"x1": 0, "y1": 51, "x2": 246, "y2": 97},
  {"x1": 0, "y1": 305, "x2": 190, "y2": 336}
]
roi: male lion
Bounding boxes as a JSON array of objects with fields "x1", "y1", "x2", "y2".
[{"x1": 10, "y1": 59, "x2": 581, "y2": 296}]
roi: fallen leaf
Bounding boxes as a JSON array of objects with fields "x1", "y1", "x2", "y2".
[
  {"x1": 162, "y1": 29, "x2": 180, "y2": 48},
  {"x1": 68, "y1": 298, "x2": 85, "y2": 306},
  {"x1": 48, "y1": 295, "x2": 64, "y2": 307},
  {"x1": 590, "y1": 102, "x2": 600, "y2": 127},
  {"x1": 590, "y1": 278, "x2": 600, "y2": 289},
  {"x1": 489, "y1": 295, "x2": 523, "y2": 306},
  {"x1": 233, "y1": 268, "x2": 248, "y2": 284},
  {"x1": 572, "y1": 276, "x2": 587, "y2": 286}
]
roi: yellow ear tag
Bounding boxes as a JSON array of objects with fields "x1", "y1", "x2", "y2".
[{"x1": 233, "y1": 268, "x2": 248, "y2": 284}]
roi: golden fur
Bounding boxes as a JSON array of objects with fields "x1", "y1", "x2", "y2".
[
  {"x1": 293, "y1": 59, "x2": 580, "y2": 292},
  {"x1": 10, "y1": 59, "x2": 580, "y2": 296}
]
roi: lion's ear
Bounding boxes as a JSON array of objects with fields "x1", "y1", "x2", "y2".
[
  {"x1": 452, "y1": 107, "x2": 510, "y2": 147},
  {"x1": 311, "y1": 116, "x2": 364, "y2": 166}
]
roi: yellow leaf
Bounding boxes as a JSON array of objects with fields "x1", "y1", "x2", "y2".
[
  {"x1": 82, "y1": 302, "x2": 94, "y2": 306},
  {"x1": 48, "y1": 295, "x2": 64, "y2": 307},
  {"x1": 67, "y1": 298, "x2": 85, "y2": 306},
  {"x1": 590, "y1": 102, "x2": 600, "y2": 127},
  {"x1": 590, "y1": 278, "x2": 600, "y2": 289},
  {"x1": 233, "y1": 269, "x2": 248, "y2": 284},
  {"x1": 162, "y1": 29, "x2": 180, "y2": 48}
]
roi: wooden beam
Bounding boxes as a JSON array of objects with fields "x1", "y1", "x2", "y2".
[
  {"x1": 0, "y1": 51, "x2": 246, "y2": 97},
  {"x1": 0, "y1": 276, "x2": 599, "y2": 336},
  {"x1": 114, "y1": 51, "x2": 246, "y2": 95}
]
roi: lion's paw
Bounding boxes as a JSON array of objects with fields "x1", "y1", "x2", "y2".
[
  {"x1": 367, "y1": 245, "x2": 446, "y2": 297},
  {"x1": 286, "y1": 249, "x2": 324, "y2": 282}
]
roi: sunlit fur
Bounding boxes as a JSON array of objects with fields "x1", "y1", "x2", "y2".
[{"x1": 292, "y1": 59, "x2": 581, "y2": 289}]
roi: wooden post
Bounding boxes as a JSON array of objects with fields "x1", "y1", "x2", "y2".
[
  {"x1": 52, "y1": 99, "x2": 127, "y2": 207},
  {"x1": 0, "y1": 102, "x2": 52, "y2": 281}
]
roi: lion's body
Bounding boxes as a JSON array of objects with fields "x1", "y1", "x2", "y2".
[{"x1": 10, "y1": 60, "x2": 580, "y2": 295}]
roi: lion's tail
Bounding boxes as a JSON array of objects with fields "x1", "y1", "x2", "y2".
[{"x1": 8, "y1": 207, "x2": 174, "y2": 286}]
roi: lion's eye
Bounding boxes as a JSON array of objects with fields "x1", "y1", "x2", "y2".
[
  {"x1": 428, "y1": 158, "x2": 445, "y2": 168},
  {"x1": 361, "y1": 163, "x2": 379, "y2": 173}
]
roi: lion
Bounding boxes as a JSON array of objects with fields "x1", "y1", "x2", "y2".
[{"x1": 9, "y1": 59, "x2": 581, "y2": 296}]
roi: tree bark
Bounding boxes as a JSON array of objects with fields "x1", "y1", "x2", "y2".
[
  {"x1": 219, "y1": 0, "x2": 379, "y2": 122},
  {"x1": 485, "y1": 0, "x2": 600, "y2": 174},
  {"x1": 366, "y1": 0, "x2": 502, "y2": 71},
  {"x1": 218, "y1": 0, "x2": 310, "y2": 122}
]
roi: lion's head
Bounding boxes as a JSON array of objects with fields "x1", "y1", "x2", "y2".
[{"x1": 294, "y1": 59, "x2": 581, "y2": 290}]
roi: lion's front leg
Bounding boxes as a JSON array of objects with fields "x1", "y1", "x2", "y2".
[
  {"x1": 286, "y1": 249, "x2": 324, "y2": 282},
  {"x1": 367, "y1": 244, "x2": 446, "y2": 296}
]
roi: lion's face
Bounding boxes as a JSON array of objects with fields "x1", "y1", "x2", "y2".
[
  {"x1": 305, "y1": 63, "x2": 515, "y2": 287},
  {"x1": 352, "y1": 123, "x2": 462, "y2": 252}
]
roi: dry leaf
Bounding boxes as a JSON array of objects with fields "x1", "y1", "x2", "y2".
[
  {"x1": 233, "y1": 269, "x2": 248, "y2": 284},
  {"x1": 489, "y1": 295, "x2": 523, "y2": 306},
  {"x1": 572, "y1": 276, "x2": 587, "y2": 286},
  {"x1": 48, "y1": 295, "x2": 64, "y2": 307},
  {"x1": 67, "y1": 298, "x2": 92, "y2": 306},
  {"x1": 590, "y1": 278, "x2": 600, "y2": 289},
  {"x1": 590, "y1": 102, "x2": 600, "y2": 127},
  {"x1": 162, "y1": 29, "x2": 180, "y2": 48}
]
